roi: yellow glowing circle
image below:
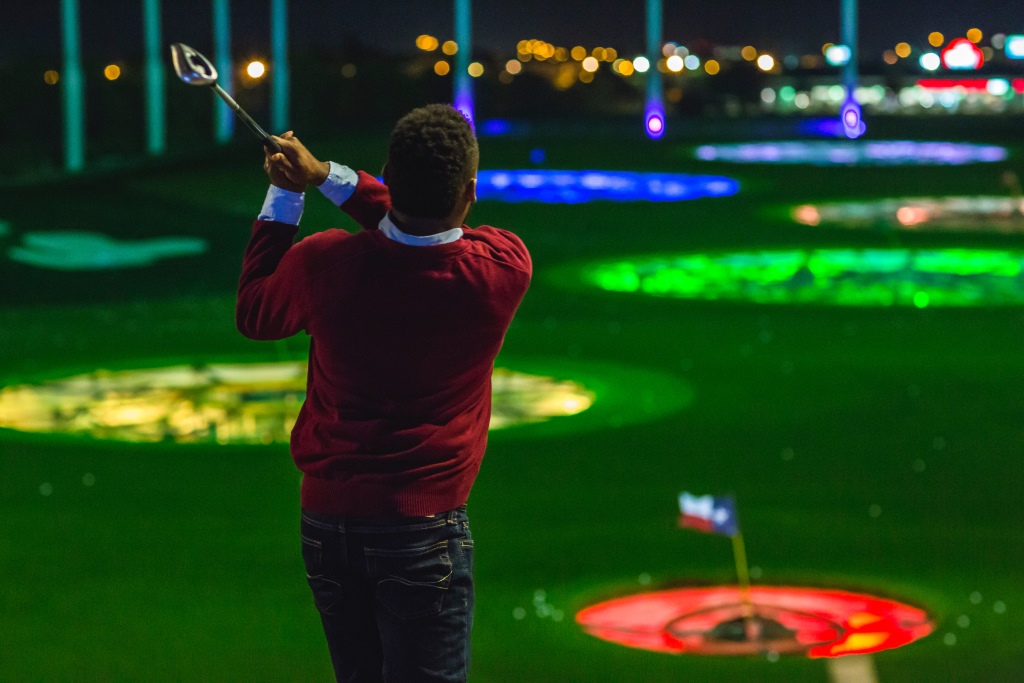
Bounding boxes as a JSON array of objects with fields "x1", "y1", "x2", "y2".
[
  {"x1": 618, "y1": 60, "x2": 635, "y2": 76},
  {"x1": 666, "y1": 55, "x2": 684, "y2": 72},
  {"x1": 604, "y1": 47, "x2": 618, "y2": 62},
  {"x1": 103, "y1": 64, "x2": 121, "y2": 81},
  {"x1": 505, "y1": 59, "x2": 522, "y2": 75},
  {"x1": 756, "y1": 54, "x2": 775, "y2": 71},
  {"x1": 741, "y1": 46, "x2": 758, "y2": 61},
  {"x1": 416, "y1": 34, "x2": 439, "y2": 51},
  {"x1": 581, "y1": 56, "x2": 599, "y2": 73},
  {"x1": 44, "y1": 70, "x2": 60, "y2": 85},
  {"x1": 579, "y1": 70, "x2": 595, "y2": 83},
  {"x1": 246, "y1": 61, "x2": 266, "y2": 78},
  {"x1": 468, "y1": 62, "x2": 484, "y2": 77},
  {"x1": 0, "y1": 363, "x2": 598, "y2": 445},
  {"x1": 442, "y1": 40, "x2": 458, "y2": 55},
  {"x1": 928, "y1": 31, "x2": 944, "y2": 47},
  {"x1": 704, "y1": 59, "x2": 721, "y2": 75},
  {"x1": 966, "y1": 28, "x2": 983, "y2": 44},
  {"x1": 434, "y1": 61, "x2": 451, "y2": 76},
  {"x1": 895, "y1": 42, "x2": 912, "y2": 58},
  {"x1": 571, "y1": 46, "x2": 587, "y2": 61}
]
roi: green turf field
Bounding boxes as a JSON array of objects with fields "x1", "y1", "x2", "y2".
[{"x1": 1, "y1": 125, "x2": 1023, "y2": 681}]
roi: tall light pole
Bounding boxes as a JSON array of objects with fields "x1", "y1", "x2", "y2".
[
  {"x1": 645, "y1": 0, "x2": 665, "y2": 139},
  {"x1": 143, "y1": 0, "x2": 166, "y2": 155},
  {"x1": 270, "y1": 0, "x2": 289, "y2": 133},
  {"x1": 453, "y1": 0, "x2": 473, "y2": 124},
  {"x1": 213, "y1": 0, "x2": 234, "y2": 143},
  {"x1": 61, "y1": 0, "x2": 85, "y2": 171},
  {"x1": 839, "y1": 0, "x2": 865, "y2": 138}
]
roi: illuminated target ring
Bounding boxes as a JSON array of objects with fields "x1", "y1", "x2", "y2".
[
  {"x1": 475, "y1": 170, "x2": 738, "y2": 203},
  {"x1": 694, "y1": 140, "x2": 1007, "y2": 166},
  {"x1": 576, "y1": 586, "x2": 934, "y2": 658},
  {"x1": 791, "y1": 196, "x2": 1024, "y2": 233}
]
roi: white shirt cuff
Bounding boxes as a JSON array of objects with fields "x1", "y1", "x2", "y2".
[
  {"x1": 258, "y1": 185, "x2": 305, "y2": 225},
  {"x1": 317, "y1": 162, "x2": 359, "y2": 206}
]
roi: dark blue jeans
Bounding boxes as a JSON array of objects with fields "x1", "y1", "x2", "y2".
[{"x1": 300, "y1": 506, "x2": 474, "y2": 683}]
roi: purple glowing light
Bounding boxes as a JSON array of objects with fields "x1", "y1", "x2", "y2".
[
  {"x1": 645, "y1": 102, "x2": 666, "y2": 140},
  {"x1": 695, "y1": 141, "x2": 1008, "y2": 166}
]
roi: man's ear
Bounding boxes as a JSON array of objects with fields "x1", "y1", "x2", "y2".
[{"x1": 466, "y1": 177, "x2": 477, "y2": 205}]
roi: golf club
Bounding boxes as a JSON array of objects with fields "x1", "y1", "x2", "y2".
[{"x1": 170, "y1": 43, "x2": 282, "y2": 154}]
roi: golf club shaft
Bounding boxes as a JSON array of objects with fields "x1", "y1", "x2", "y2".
[{"x1": 212, "y1": 84, "x2": 282, "y2": 153}]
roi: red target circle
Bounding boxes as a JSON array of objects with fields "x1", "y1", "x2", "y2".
[{"x1": 576, "y1": 586, "x2": 934, "y2": 657}]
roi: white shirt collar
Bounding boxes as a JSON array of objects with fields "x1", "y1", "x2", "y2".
[{"x1": 379, "y1": 213, "x2": 463, "y2": 246}]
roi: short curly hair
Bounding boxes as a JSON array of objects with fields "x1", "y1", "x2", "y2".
[{"x1": 386, "y1": 104, "x2": 479, "y2": 219}]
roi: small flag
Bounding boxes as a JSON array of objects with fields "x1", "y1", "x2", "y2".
[{"x1": 678, "y1": 492, "x2": 739, "y2": 536}]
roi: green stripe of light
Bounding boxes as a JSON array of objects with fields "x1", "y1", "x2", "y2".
[
  {"x1": 61, "y1": 0, "x2": 85, "y2": 171},
  {"x1": 143, "y1": 0, "x2": 166, "y2": 155}
]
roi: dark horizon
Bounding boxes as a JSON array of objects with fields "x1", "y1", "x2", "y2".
[{"x1": 7, "y1": 0, "x2": 1023, "y2": 63}]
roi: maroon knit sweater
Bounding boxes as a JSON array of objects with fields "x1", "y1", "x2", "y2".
[{"x1": 237, "y1": 172, "x2": 531, "y2": 516}]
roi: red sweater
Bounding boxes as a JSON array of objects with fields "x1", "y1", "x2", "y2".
[{"x1": 237, "y1": 172, "x2": 531, "y2": 516}]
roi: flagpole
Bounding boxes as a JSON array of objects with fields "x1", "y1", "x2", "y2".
[{"x1": 730, "y1": 532, "x2": 758, "y2": 639}]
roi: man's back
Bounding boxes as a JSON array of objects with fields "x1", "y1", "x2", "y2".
[{"x1": 238, "y1": 173, "x2": 531, "y2": 516}]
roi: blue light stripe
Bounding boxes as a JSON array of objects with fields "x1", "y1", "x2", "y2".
[
  {"x1": 213, "y1": 0, "x2": 234, "y2": 143},
  {"x1": 270, "y1": 0, "x2": 289, "y2": 133},
  {"x1": 144, "y1": 0, "x2": 166, "y2": 155}
]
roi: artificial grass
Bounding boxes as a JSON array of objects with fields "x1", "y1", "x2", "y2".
[{"x1": 1, "y1": 125, "x2": 1023, "y2": 681}]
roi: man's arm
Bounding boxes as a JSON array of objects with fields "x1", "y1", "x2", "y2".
[
  {"x1": 236, "y1": 139, "x2": 311, "y2": 341},
  {"x1": 267, "y1": 133, "x2": 392, "y2": 232}
]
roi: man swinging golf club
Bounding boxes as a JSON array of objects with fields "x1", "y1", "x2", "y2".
[{"x1": 236, "y1": 104, "x2": 531, "y2": 682}]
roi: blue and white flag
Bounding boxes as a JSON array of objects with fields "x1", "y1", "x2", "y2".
[{"x1": 678, "y1": 492, "x2": 739, "y2": 536}]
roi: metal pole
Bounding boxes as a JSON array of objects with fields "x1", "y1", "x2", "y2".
[
  {"x1": 61, "y1": 0, "x2": 85, "y2": 171},
  {"x1": 645, "y1": 0, "x2": 664, "y2": 139},
  {"x1": 840, "y1": 0, "x2": 858, "y2": 95},
  {"x1": 453, "y1": 0, "x2": 473, "y2": 123},
  {"x1": 270, "y1": 0, "x2": 289, "y2": 133},
  {"x1": 143, "y1": 0, "x2": 166, "y2": 155},
  {"x1": 213, "y1": 0, "x2": 234, "y2": 143}
]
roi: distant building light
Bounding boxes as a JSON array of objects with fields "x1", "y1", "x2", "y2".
[
  {"x1": 505, "y1": 59, "x2": 522, "y2": 75},
  {"x1": 582, "y1": 56, "x2": 599, "y2": 73},
  {"x1": 928, "y1": 32, "x2": 944, "y2": 48},
  {"x1": 741, "y1": 46, "x2": 757, "y2": 61},
  {"x1": 104, "y1": 64, "x2": 121, "y2": 81},
  {"x1": 825, "y1": 44, "x2": 852, "y2": 67},
  {"x1": 756, "y1": 54, "x2": 775, "y2": 71},
  {"x1": 570, "y1": 46, "x2": 587, "y2": 61},
  {"x1": 632, "y1": 56, "x2": 651, "y2": 73},
  {"x1": 991, "y1": 33, "x2": 1007, "y2": 50},
  {"x1": 246, "y1": 61, "x2": 266, "y2": 78},
  {"x1": 895, "y1": 42, "x2": 911, "y2": 59},
  {"x1": 683, "y1": 55, "x2": 700, "y2": 71},
  {"x1": 941, "y1": 38, "x2": 984, "y2": 70},
  {"x1": 760, "y1": 87, "x2": 777, "y2": 104},
  {"x1": 442, "y1": 40, "x2": 458, "y2": 56},
  {"x1": 987, "y1": 78, "x2": 1010, "y2": 96},
  {"x1": 468, "y1": 62, "x2": 484, "y2": 77},
  {"x1": 341, "y1": 63, "x2": 357, "y2": 78},
  {"x1": 44, "y1": 70, "x2": 60, "y2": 85},
  {"x1": 662, "y1": 42, "x2": 677, "y2": 57},
  {"x1": 415, "y1": 35, "x2": 439, "y2": 51},
  {"x1": 704, "y1": 59, "x2": 720, "y2": 75},
  {"x1": 1006, "y1": 36, "x2": 1024, "y2": 59},
  {"x1": 966, "y1": 28, "x2": 983, "y2": 44},
  {"x1": 434, "y1": 61, "x2": 451, "y2": 76},
  {"x1": 919, "y1": 52, "x2": 941, "y2": 71},
  {"x1": 666, "y1": 55, "x2": 684, "y2": 72}
]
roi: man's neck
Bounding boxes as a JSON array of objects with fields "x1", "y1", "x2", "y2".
[{"x1": 389, "y1": 209, "x2": 463, "y2": 237}]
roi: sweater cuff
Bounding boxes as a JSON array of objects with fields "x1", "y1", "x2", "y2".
[
  {"x1": 258, "y1": 185, "x2": 305, "y2": 226},
  {"x1": 317, "y1": 162, "x2": 359, "y2": 206}
]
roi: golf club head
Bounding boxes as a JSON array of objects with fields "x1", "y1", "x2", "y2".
[{"x1": 170, "y1": 43, "x2": 218, "y2": 86}]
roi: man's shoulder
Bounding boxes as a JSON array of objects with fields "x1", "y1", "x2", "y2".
[{"x1": 462, "y1": 225, "x2": 531, "y2": 276}]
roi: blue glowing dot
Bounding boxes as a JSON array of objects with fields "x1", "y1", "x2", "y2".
[
  {"x1": 529, "y1": 148, "x2": 546, "y2": 164},
  {"x1": 475, "y1": 170, "x2": 739, "y2": 204}
]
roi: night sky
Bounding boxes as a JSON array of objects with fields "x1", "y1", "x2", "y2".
[{"x1": 7, "y1": 0, "x2": 1023, "y2": 63}]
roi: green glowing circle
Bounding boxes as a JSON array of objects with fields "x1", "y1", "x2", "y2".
[
  {"x1": 575, "y1": 249, "x2": 1024, "y2": 307},
  {"x1": 0, "y1": 359, "x2": 692, "y2": 445}
]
